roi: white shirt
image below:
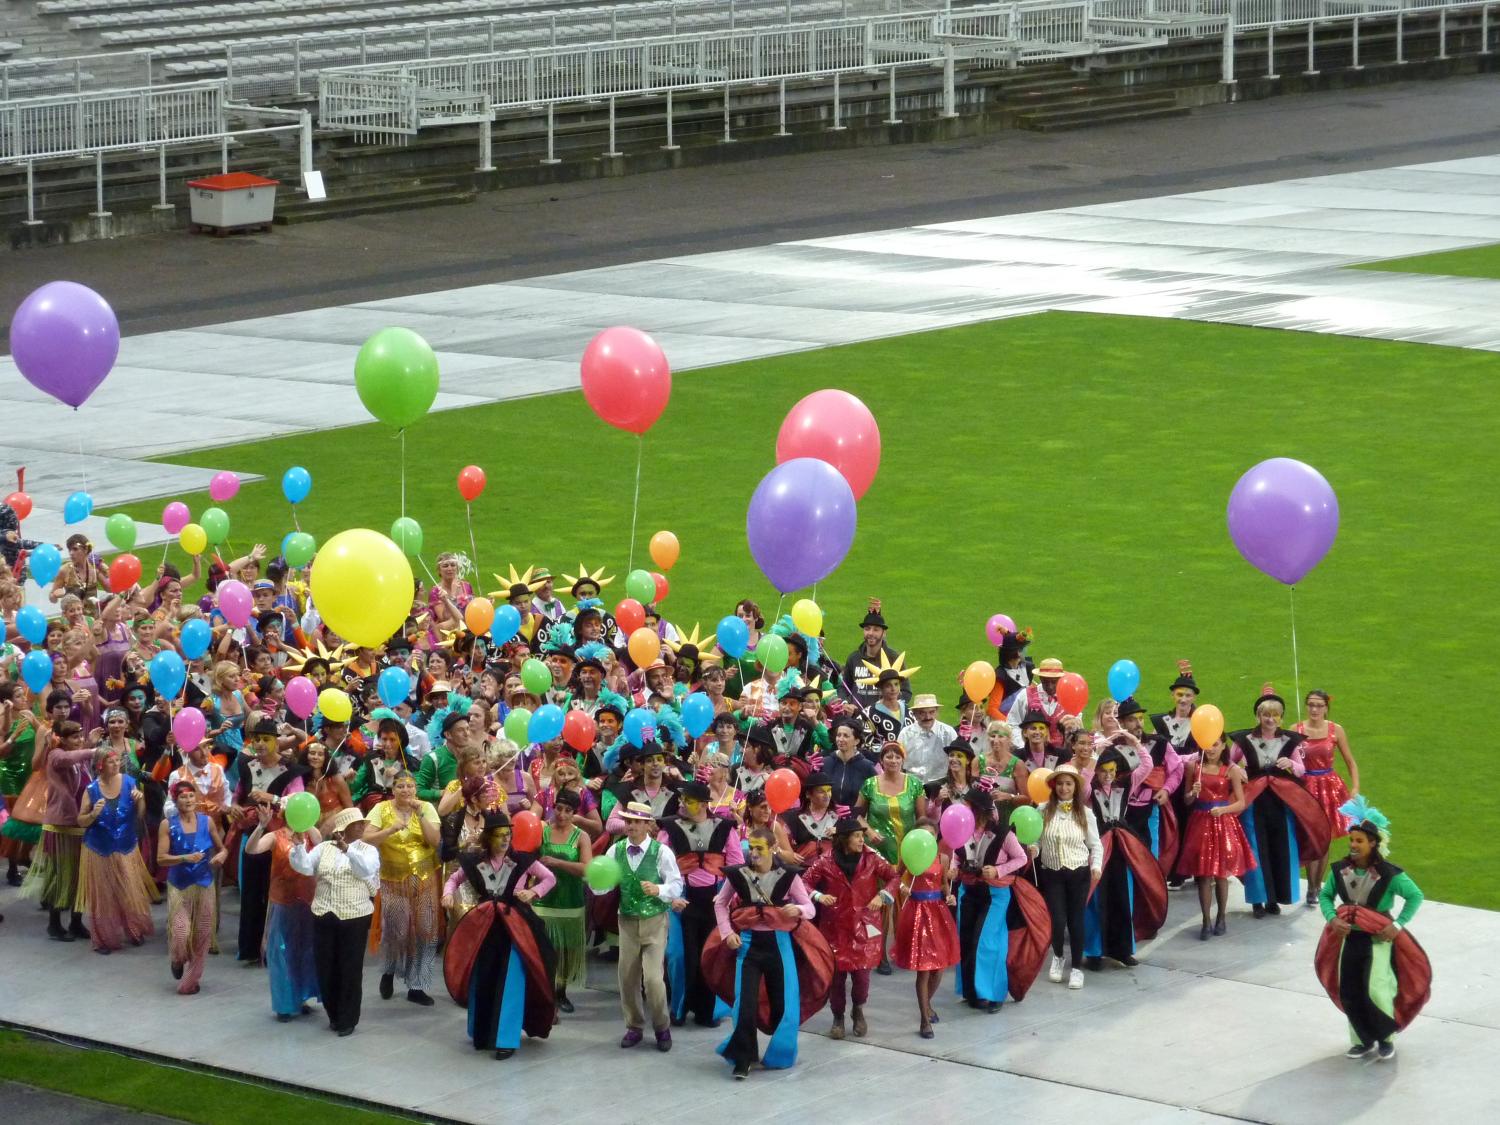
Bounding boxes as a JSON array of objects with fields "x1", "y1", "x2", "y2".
[
  {"x1": 612, "y1": 836, "x2": 684, "y2": 901},
  {"x1": 290, "y1": 839, "x2": 381, "y2": 919},
  {"x1": 405, "y1": 723, "x2": 430, "y2": 756},
  {"x1": 899, "y1": 721, "x2": 957, "y2": 784}
]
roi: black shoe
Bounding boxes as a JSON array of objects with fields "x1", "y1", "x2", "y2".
[
  {"x1": 337, "y1": 1027, "x2": 354, "y2": 1037},
  {"x1": 171, "y1": 961, "x2": 184, "y2": 980},
  {"x1": 598, "y1": 947, "x2": 619, "y2": 962},
  {"x1": 1213, "y1": 918, "x2": 1227, "y2": 936},
  {"x1": 1119, "y1": 955, "x2": 1139, "y2": 967},
  {"x1": 494, "y1": 1048, "x2": 515, "y2": 1060},
  {"x1": 48, "y1": 926, "x2": 73, "y2": 943},
  {"x1": 557, "y1": 995, "x2": 574, "y2": 1014},
  {"x1": 95, "y1": 946, "x2": 111, "y2": 955},
  {"x1": 1265, "y1": 902, "x2": 1281, "y2": 916},
  {"x1": 671, "y1": 1015, "x2": 685, "y2": 1028},
  {"x1": 1252, "y1": 903, "x2": 1267, "y2": 919},
  {"x1": 407, "y1": 990, "x2": 435, "y2": 1007},
  {"x1": 68, "y1": 921, "x2": 90, "y2": 940},
  {"x1": 984, "y1": 1001, "x2": 1000, "y2": 1013},
  {"x1": 876, "y1": 958, "x2": 893, "y2": 976},
  {"x1": 733, "y1": 1061, "x2": 750, "y2": 1080},
  {"x1": 1376, "y1": 1041, "x2": 1396, "y2": 1062},
  {"x1": 919, "y1": 1024, "x2": 935, "y2": 1039},
  {"x1": 277, "y1": 1014, "x2": 294, "y2": 1023},
  {"x1": 379, "y1": 973, "x2": 394, "y2": 999},
  {"x1": 6, "y1": 870, "x2": 22, "y2": 887},
  {"x1": 966, "y1": 999, "x2": 987, "y2": 1010},
  {"x1": 1199, "y1": 923, "x2": 1212, "y2": 941},
  {"x1": 300, "y1": 1004, "x2": 313, "y2": 1015},
  {"x1": 1084, "y1": 957, "x2": 1103, "y2": 972},
  {"x1": 693, "y1": 1016, "x2": 722, "y2": 1029}
]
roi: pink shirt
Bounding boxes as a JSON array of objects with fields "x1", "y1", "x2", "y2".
[
  {"x1": 44, "y1": 746, "x2": 94, "y2": 826},
  {"x1": 713, "y1": 873, "x2": 814, "y2": 937},
  {"x1": 442, "y1": 855, "x2": 556, "y2": 900}
]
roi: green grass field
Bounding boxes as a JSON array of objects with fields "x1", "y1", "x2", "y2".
[
  {"x1": 1353, "y1": 241, "x2": 1500, "y2": 279},
  {"x1": 112, "y1": 311, "x2": 1500, "y2": 909}
]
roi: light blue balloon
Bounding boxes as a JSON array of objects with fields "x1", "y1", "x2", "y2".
[
  {"x1": 179, "y1": 617, "x2": 212, "y2": 661},
  {"x1": 28, "y1": 543, "x2": 62, "y2": 586},
  {"x1": 282, "y1": 466, "x2": 312, "y2": 505},
  {"x1": 681, "y1": 691, "x2": 714, "y2": 739},
  {"x1": 491, "y1": 604, "x2": 522, "y2": 645},
  {"x1": 378, "y1": 666, "x2": 412, "y2": 709},
  {"x1": 21, "y1": 649, "x2": 54, "y2": 693},
  {"x1": 528, "y1": 703, "x2": 565, "y2": 744},
  {"x1": 623, "y1": 706, "x2": 657, "y2": 749},
  {"x1": 1107, "y1": 659, "x2": 1141, "y2": 704},
  {"x1": 149, "y1": 649, "x2": 186, "y2": 699},
  {"x1": 717, "y1": 615, "x2": 749, "y2": 660},
  {"x1": 15, "y1": 605, "x2": 48, "y2": 645},
  {"x1": 63, "y1": 490, "x2": 93, "y2": 525}
]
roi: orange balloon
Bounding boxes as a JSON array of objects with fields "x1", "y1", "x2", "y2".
[
  {"x1": 649, "y1": 530, "x2": 679, "y2": 571},
  {"x1": 1027, "y1": 766, "x2": 1053, "y2": 805},
  {"x1": 464, "y1": 596, "x2": 495, "y2": 636},
  {"x1": 627, "y1": 626, "x2": 661, "y2": 668},
  {"x1": 1055, "y1": 672, "x2": 1089, "y2": 716},
  {"x1": 962, "y1": 660, "x2": 996, "y2": 704},
  {"x1": 1190, "y1": 704, "x2": 1225, "y2": 750}
]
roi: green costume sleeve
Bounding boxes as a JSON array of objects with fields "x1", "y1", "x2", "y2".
[
  {"x1": 350, "y1": 761, "x2": 370, "y2": 803},
  {"x1": 600, "y1": 788, "x2": 618, "y2": 820},
  {"x1": 1390, "y1": 871, "x2": 1424, "y2": 927},
  {"x1": 415, "y1": 753, "x2": 441, "y2": 803},
  {"x1": 812, "y1": 724, "x2": 831, "y2": 751},
  {"x1": 1318, "y1": 867, "x2": 1339, "y2": 921}
]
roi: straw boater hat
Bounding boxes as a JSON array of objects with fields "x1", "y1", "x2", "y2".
[
  {"x1": 618, "y1": 801, "x2": 657, "y2": 822},
  {"x1": 1047, "y1": 762, "x2": 1085, "y2": 791},
  {"x1": 910, "y1": 693, "x2": 940, "y2": 712},
  {"x1": 328, "y1": 807, "x2": 366, "y2": 835},
  {"x1": 1035, "y1": 658, "x2": 1066, "y2": 679}
]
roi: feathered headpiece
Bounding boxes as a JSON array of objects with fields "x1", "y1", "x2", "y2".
[
  {"x1": 774, "y1": 669, "x2": 805, "y2": 701},
  {"x1": 856, "y1": 649, "x2": 920, "y2": 687},
  {"x1": 1338, "y1": 796, "x2": 1391, "y2": 852},
  {"x1": 595, "y1": 688, "x2": 630, "y2": 719},
  {"x1": 655, "y1": 707, "x2": 687, "y2": 750},
  {"x1": 541, "y1": 621, "x2": 576, "y2": 655},
  {"x1": 575, "y1": 641, "x2": 611, "y2": 666},
  {"x1": 429, "y1": 694, "x2": 474, "y2": 750}
]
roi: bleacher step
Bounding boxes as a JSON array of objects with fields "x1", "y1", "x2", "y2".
[
  {"x1": 274, "y1": 180, "x2": 475, "y2": 223},
  {"x1": 1019, "y1": 103, "x2": 1192, "y2": 132}
]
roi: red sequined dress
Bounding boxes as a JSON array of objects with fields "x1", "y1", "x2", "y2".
[
  {"x1": 1174, "y1": 768, "x2": 1257, "y2": 879},
  {"x1": 892, "y1": 859, "x2": 960, "y2": 971},
  {"x1": 1295, "y1": 722, "x2": 1351, "y2": 838}
]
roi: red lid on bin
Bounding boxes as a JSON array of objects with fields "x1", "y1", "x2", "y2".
[{"x1": 187, "y1": 172, "x2": 280, "y2": 191}]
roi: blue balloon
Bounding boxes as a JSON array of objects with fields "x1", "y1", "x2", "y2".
[
  {"x1": 179, "y1": 617, "x2": 212, "y2": 661},
  {"x1": 1107, "y1": 659, "x2": 1141, "y2": 704},
  {"x1": 681, "y1": 691, "x2": 714, "y2": 739},
  {"x1": 378, "y1": 666, "x2": 412, "y2": 709},
  {"x1": 528, "y1": 703, "x2": 565, "y2": 744},
  {"x1": 20, "y1": 649, "x2": 53, "y2": 693},
  {"x1": 63, "y1": 490, "x2": 93, "y2": 525},
  {"x1": 28, "y1": 543, "x2": 62, "y2": 586},
  {"x1": 282, "y1": 466, "x2": 312, "y2": 505},
  {"x1": 717, "y1": 615, "x2": 749, "y2": 660},
  {"x1": 149, "y1": 650, "x2": 186, "y2": 700},
  {"x1": 491, "y1": 604, "x2": 522, "y2": 646},
  {"x1": 623, "y1": 706, "x2": 657, "y2": 749},
  {"x1": 15, "y1": 605, "x2": 48, "y2": 645}
]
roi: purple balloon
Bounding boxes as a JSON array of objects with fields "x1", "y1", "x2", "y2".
[
  {"x1": 1226, "y1": 458, "x2": 1339, "y2": 585},
  {"x1": 9, "y1": 281, "x2": 120, "y2": 409},
  {"x1": 746, "y1": 458, "x2": 857, "y2": 593}
]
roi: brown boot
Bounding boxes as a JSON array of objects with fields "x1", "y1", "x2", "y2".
[
  {"x1": 829, "y1": 1016, "x2": 845, "y2": 1040},
  {"x1": 851, "y1": 1006, "x2": 868, "y2": 1037}
]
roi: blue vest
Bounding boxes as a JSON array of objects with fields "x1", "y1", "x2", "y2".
[{"x1": 167, "y1": 812, "x2": 214, "y2": 888}]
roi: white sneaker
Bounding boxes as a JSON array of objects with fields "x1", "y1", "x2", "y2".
[
  {"x1": 1068, "y1": 968, "x2": 1084, "y2": 990},
  {"x1": 1048, "y1": 956, "x2": 1064, "y2": 983}
]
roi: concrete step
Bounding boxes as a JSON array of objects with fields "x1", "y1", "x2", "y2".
[
  {"x1": 1020, "y1": 103, "x2": 1192, "y2": 133},
  {"x1": 274, "y1": 180, "x2": 474, "y2": 224}
]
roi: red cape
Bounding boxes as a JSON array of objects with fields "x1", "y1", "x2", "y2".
[
  {"x1": 1155, "y1": 800, "x2": 1180, "y2": 882},
  {"x1": 443, "y1": 900, "x2": 557, "y2": 1039},
  {"x1": 1245, "y1": 775, "x2": 1333, "y2": 862},
  {"x1": 1099, "y1": 826, "x2": 1169, "y2": 942},
  {"x1": 702, "y1": 920, "x2": 834, "y2": 1032},
  {"x1": 1005, "y1": 876, "x2": 1051, "y2": 1001},
  {"x1": 1314, "y1": 903, "x2": 1432, "y2": 1031}
]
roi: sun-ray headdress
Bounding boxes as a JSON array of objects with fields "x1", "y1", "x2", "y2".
[{"x1": 856, "y1": 649, "x2": 920, "y2": 687}]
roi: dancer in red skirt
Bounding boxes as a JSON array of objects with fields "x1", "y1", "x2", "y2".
[
  {"x1": 891, "y1": 817, "x2": 959, "y2": 1039},
  {"x1": 1294, "y1": 689, "x2": 1359, "y2": 906},
  {"x1": 1176, "y1": 733, "x2": 1255, "y2": 940}
]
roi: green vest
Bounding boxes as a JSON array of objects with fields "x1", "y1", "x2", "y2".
[{"x1": 616, "y1": 839, "x2": 669, "y2": 918}]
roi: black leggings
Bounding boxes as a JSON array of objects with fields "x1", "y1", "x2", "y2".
[{"x1": 1040, "y1": 865, "x2": 1090, "y2": 965}]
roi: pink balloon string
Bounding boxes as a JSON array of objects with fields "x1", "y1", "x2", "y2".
[{"x1": 627, "y1": 435, "x2": 642, "y2": 573}]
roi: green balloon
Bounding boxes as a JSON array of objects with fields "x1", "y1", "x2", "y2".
[
  {"x1": 585, "y1": 854, "x2": 621, "y2": 892},
  {"x1": 624, "y1": 568, "x2": 655, "y2": 604},
  {"x1": 1010, "y1": 805, "x2": 1043, "y2": 846},
  {"x1": 390, "y1": 516, "x2": 423, "y2": 557},
  {"x1": 201, "y1": 507, "x2": 230, "y2": 545},
  {"x1": 284, "y1": 531, "x2": 316, "y2": 568},
  {"x1": 755, "y1": 633, "x2": 788, "y2": 673},
  {"x1": 504, "y1": 707, "x2": 532, "y2": 747},
  {"x1": 104, "y1": 512, "x2": 136, "y2": 551},
  {"x1": 283, "y1": 791, "x2": 321, "y2": 834},
  {"x1": 521, "y1": 657, "x2": 552, "y2": 696},
  {"x1": 355, "y1": 327, "x2": 440, "y2": 429},
  {"x1": 899, "y1": 827, "x2": 939, "y2": 874}
]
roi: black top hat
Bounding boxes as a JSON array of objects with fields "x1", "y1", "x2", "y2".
[
  {"x1": 1169, "y1": 672, "x2": 1199, "y2": 694},
  {"x1": 834, "y1": 814, "x2": 864, "y2": 836},
  {"x1": 803, "y1": 771, "x2": 832, "y2": 790},
  {"x1": 1116, "y1": 697, "x2": 1147, "y2": 720},
  {"x1": 1019, "y1": 708, "x2": 1050, "y2": 729},
  {"x1": 945, "y1": 738, "x2": 976, "y2": 761},
  {"x1": 244, "y1": 714, "x2": 279, "y2": 739},
  {"x1": 876, "y1": 668, "x2": 902, "y2": 686},
  {"x1": 679, "y1": 780, "x2": 710, "y2": 802},
  {"x1": 746, "y1": 723, "x2": 776, "y2": 749},
  {"x1": 595, "y1": 698, "x2": 626, "y2": 720},
  {"x1": 441, "y1": 711, "x2": 470, "y2": 734},
  {"x1": 481, "y1": 810, "x2": 512, "y2": 834},
  {"x1": 860, "y1": 610, "x2": 887, "y2": 629},
  {"x1": 377, "y1": 717, "x2": 409, "y2": 748},
  {"x1": 507, "y1": 583, "x2": 533, "y2": 601}
]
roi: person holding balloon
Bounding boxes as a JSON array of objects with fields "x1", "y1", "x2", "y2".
[
  {"x1": 979, "y1": 721, "x2": 1030, "y2": 835},
  {"x1": 301, "y1": 742, "x2": 353, "y2": 829},
  {"x1": 892, "y1": 817, "x2": 959, "y2": 1038},
  {"x1": 49, "y1": 534, "x2": 100, "y2": 614},
  {"x1": 233, "y1": 715, "x2": 309, "y2": 964},
  {"x1": 22, "y1": 719, "x2": 96, "y2": 942},
  {"x1": 158, "y1": 779, "x2": 227, "y2": 994},
  {"x1": 950, "y1": 789, "x2": 1027, "y2": 1015},
  {"x1": 426, "y1": 552, "x2": 474, "y2": 646},
  {"x1": 1294, "y1": 690, "x2": 1360, "y2": 906},
  {"x1": 364, "y1": 770, "x2": 443, "y2": 1006},
  {"x1": 74, "y1": 743, "x2": 160, "y2": 953},
  {"x1": 782, "y1": 771, "x2": 838, "y2": 867},
  {"x1": 1175, "y1": 732, "x2": 1254, "y2": 940},
  {"x1": 1081, "y1": 744, "x2": 1167, "y2": 972},
  {"x1": 245, "y1": 795, "x2": 320, "y2": 1020}
]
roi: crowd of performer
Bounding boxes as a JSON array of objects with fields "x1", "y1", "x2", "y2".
[{"x1": 0, "y1": 540, "x2": 1429, "y2": 1075}]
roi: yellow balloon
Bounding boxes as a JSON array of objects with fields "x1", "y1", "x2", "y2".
[
  {"x1": 318, "y1": 687, "x2": 352, "y2": 724},
  {"x1": 179, "y1": 523, "x2": 207, "y2": 556},
  {"x1": 1027, "y1": 767, "x2": 1053, "y2": 805},
  {"x1": 790, "y1": 598, "x2": 823, "y2": 637},
  {"x1": 308, "y1": 528, "x2": 414, "y2": 647}
]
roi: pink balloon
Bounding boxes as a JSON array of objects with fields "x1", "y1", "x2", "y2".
[
  {"x1": 209, "y1": 471, "x2": 240, "y2": 502},
  {"x1": 161, "y1": 501, "x2": 191, "y2": 535},
  {"x1": 579, "y1": 326, "x2": 671, "y2": 435},
  {"x1": 775, "y1": 389, "x2": 881, "y2": 500},
  {"x1": 286, "y1": 676, "x2": 318, "y2": 720},
  {"x1": 940, "y1": 802, "x2": 975, "y2": 850},
  {"x1": 171, "y1": 707, "x2": 206, "y2": 752},
  {"x1": 985, "y1": 613, "x2": 1015, "y2": 647},
  {"x1": 217, "y1": 579, "x2": 252, "y2": 628}
]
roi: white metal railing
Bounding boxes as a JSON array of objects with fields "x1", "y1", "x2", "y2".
[{"x1": 0, "y1": 49, "x2": 156, "y2": 100}]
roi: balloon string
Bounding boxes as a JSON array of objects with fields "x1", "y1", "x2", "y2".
[
  {"x1": 1290, "y1": 584, "x2": 1301, "y2": 720},
  {"x1": 466, "y1": 502, "x2": 480, "y2": 576},
  {"x1": 627, "y1": 435, "x2": 643, "y2": 573},
  {"x1": 415, "y1": 554, "x2": 438, "y2": 584},
  {"x1": 291, "y1": 504, "x2": 301, "y2": 533},
  {"x1": 400, "y1": 428, "x2": 407, "y2": 521},
  {"x1": 77, "y1": 431, "x2": 88, "y2": 493}
]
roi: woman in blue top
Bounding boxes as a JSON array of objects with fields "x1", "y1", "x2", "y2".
[
  {"x1": 158, "y1": 779, "x2": 227, "y2": 994},
  {"x1": 75, "y1": 746, "x2": 160, "y2": 954}
]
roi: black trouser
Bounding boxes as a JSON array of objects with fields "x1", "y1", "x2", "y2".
[
  {"x1": 313, "y1": 911, "x2": 372, "y2": 1033},
  {"x1": 955, "y1": 880, "x2": 991, "y2": 1002},
  {"x1": 1249, "y1": 789, "x2": 1295, "y2": 905},
  {"x1": 1096, "y1": 853, "x2": 1134, "y2": 962},
  {"x1": 238, "y1": 845, "x2": 271, "y2": 962},
  {"x1": 1039, "y1": 865, "x2": 1090, "y2": 964},
  {"x1": 679, "y1": 883, "x2": 721, "y2": 1024},
  {"x1": 722, "y1": 932, "x2": 784, "y2": 1067},
  {"x1": 1124, "y1": 801, "x2": 1155, "y2": 848},
  {"x1": 1339, "y1": 932, "x2": 1398, "y2": 1046}
]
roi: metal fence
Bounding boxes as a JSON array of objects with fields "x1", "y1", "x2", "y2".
[{"x1": 0, "y1": 49, "x2": 155, "y2": 100}]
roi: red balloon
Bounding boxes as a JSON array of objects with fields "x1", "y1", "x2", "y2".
[
  {"x1": 457, "y1": 465, "x2": 486, "y2": 502},
  {"x1": 4, "y1": 491, "x2": 32, "y2": 520},
  {"x1": 652, "y1": 572, "x2": 669, "y2": 603},
  {"x1": 579, "y1": 326, "x2": 671, "y2": 435},
  {"x1": 614, "y1": 598, "x2": 646, "y2": 635},
  {"x1": 563, "y1": 709, "x2": 597, "y2": 753},
  {"x1": 1055, "y1": 672, "x2": 1089, "y2": 717},
  {"x1": 764, "y1": 767, "x2": 801, "y2": 814},
  {"x1": 108, "y1": 553, "x2": 142, "y2": 593},
  {"x1": 511, "y1": 810, "x2": 542, "y2": 852},
  {"x1": 775, "y1": 389, "x2": 882, "y2": 500}
]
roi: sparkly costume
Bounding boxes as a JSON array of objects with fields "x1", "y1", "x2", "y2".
[
  {"x1": 77, "y1": 775, "x2": 159, "y2": 951},
  {"x1": 1174, "y1": 768, "x2": 1256, "y2": 878},
  {"x1": 368, "y1": 799, "x2": 442, "y2": 992},
  {"x1": 893, "y1": 858, "x2": 959, "y2": 972},
  {"x1": 1295, "y1": 721, "x2": 1352, "y2": 838}
]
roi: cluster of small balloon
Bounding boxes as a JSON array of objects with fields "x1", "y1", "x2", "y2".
[
  {"x1": 624, "y1": 568, "x2": 669, "y2": 607},
  {"x1": 579, "y1": 326, "x2": 672, "y2": 436}
]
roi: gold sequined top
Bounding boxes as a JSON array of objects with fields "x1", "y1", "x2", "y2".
[{"x1": 368, "y1": 800, "x2": 439, "y2": 881}]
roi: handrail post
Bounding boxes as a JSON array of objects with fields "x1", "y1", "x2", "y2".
[
  {"x1": 226, "y1": 43, "x2": 235, "y2": 100},
  {"x1": 1438, "y1": 8, "x2": 1448, "y2": 59},
  {"x1": 722, "y1": 83, "x2": 734, "y2": 142},
  {"x1": 830, "y1": 72, "x2": 846, "y2": 130},
  {"x1": 942, "y1": 42, "x2": 957, "y2": 115},
  {"x1": 1220, "y1": 8, "x2": 1236, "y2": 84},
  {"x1": 1350, "y1": 16, "x2": 1361, "y2": 70},
  {"x1": 1303, "y1": 18, "x2": 1317, "y2": 75},
  {"x1": 294, "y1": 40, "x2": 303, "y2": 98},
  {"x1": 884, "y1": 65, "x2": 901, "y2": 124},
  {"x1": 299, "y1": 108, "x2": 313, "y2": 183},
  {"x1": 154, "y1": 143, "x2": 172, "y2": 209},
  {"x1": 662, "y1": 88, "x2": 679, "y2": 149},
  {"x1": 1395, "y1": 9, "x2": 1405, "y2": 64},
  {"x1": 1267, "y1": 24, "x2": 1278, "y2": 79},
  {"x1": 24, "y1": 161, "x2": 41, "y2": 226},
  {"x1": 775, "y1": 76, "x2": 789, "y2": 135},
  {"x1": 605, "y1": 95, "x2": 622, "y2": 156}
]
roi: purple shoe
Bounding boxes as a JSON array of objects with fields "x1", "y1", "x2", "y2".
[
  {"x1": 655, "y1": 1028, "x2": 673, "y2": 1053},
  {"x1": 620, "y1": 1028, "x2": 644, "y2": 1049}
]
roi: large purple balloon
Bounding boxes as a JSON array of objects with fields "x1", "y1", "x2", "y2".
[
  {"x1": 9, "y1": 281, "x2": 120, "y2": 408},
  {"x1": 1226, "y1": 458, "x2": 1339, "y2": 585},
  {"x1": 746, "y1": 458, "x2": 857, "y2": 593}
]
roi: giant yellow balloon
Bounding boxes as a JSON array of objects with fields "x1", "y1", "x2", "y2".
[{"x1": 309, "y1": 528, "x2": 413, "y2": 647}]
